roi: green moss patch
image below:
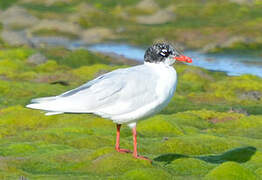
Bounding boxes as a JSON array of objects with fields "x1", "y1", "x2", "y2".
[
  {"x1": 0, "y1": 37, "x2": 261, "y2": 179},
  {"x1": 138, "y1": 115, "x2": 184, "y2": 137},
  {"x1": 89, "y1": 152, "x2": 151, "y2": 175},
  {"x1": 167, "y1": 158, "x2": 215, "y2": 176},
  {"x1": 120, "y1": 168, "x2": 172, "y2": 180},
  {"x1": 156, "y1": 134, "x2": 240, "y2": 155},
  {"x1": 204, "y1": 162, "x2": 258, "y2": 180}
]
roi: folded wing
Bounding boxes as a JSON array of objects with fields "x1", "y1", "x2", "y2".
[{"x1": 26, "y1": 65, "x2": 158, "y2": 116}]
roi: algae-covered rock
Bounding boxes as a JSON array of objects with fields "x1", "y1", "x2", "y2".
[
  {"x1": 72, "y1": 64, "x2": 117, "y2": 81},
  {"x1": 120, "y1": 168, "x2": 172, "y2": 180},
  {"x1": 156, "y1": 134, "x2": 240, "y2": 155},
  {"x1": 86, "y1": 147, "x2": 114, "y2": 161},
  {"x1": 0, "y1": 142, "x2": 37, "y2": 156},
  {"x1": 52, "y1": 49, "x2": 110, "y2": 68},
  {"x1": 35, "y1": 60, "x2": 61, "y2": 72},
  {"x1": 66, "y1": 135, "x2": 114, "y2": 149},
  {"x1": 138, "y1": 115, "x2": 184, "y2": 137},
  {"x1": 0, "y1": 79, "x2": 66, "y2": 107},
  {"x1": 81, "y1": 27, "x2": 115, "y2": 44},
  {"x1": 185, "y1": 110, "x2": 245, "y2": 124},
  {"x1": 167, "y1": 158, "x2": 215, "y2": 176},
  {"x1": 0, "y1": 106, "x2": 58, "y2": 137},
  {"x1": 88, "y1": 152, "x2": 151, "y2": 175},
  {"x1": 135, "y1": 0, "x2": 159, "y2": 11},
  {"x1": 1, "y1": 30, "x2": 32, "y2": 46},
  {"x1": 209, "y1": 75, "x2": 262, "y2": 103},
  {"x1": 0, "y1": 1, "x2": 262, "y2": 179},
  {"x1": 202, "y1": 36, "x2": 262, "y2": 53},
  {"x1": 209, "y1": 115, "x2": 262, "y2": 138},
  {"x1": 27, "y1": 53, "x2": 47, "y2": 65},
  {"x1": 244, "y1": 151, "x2": 262, "y2": 172},
  {"x1": 172, "y1": 111, "x2": 212, "y2": 129},
  {"x1": 0, "y1": 47, "x2": 34, "y2": 60},
  {"x1": 255, "y1": 168, "x2": 262, "y2": 179},
  {"x1": 29, "y1": 20, "x2": 81, "y2": 37},
  {"x1": 136, "y1": 8, "x2": 175, "y2": 25},
  {"x1": 0, "y1": 6, "x2": 38, "y2": 29},
  {"x1": 204, "y1": 162, "x2": 258, "y2": 180}
]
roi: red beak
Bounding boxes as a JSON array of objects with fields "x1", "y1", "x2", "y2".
[{"x1": 174, "y1": 55, "x2": 192, "y2": 63}]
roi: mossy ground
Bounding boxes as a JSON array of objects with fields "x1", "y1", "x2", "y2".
[
  {"x1": 0, "y1": 0, "x2": 262, "y2": 179},
  {"x1": 0, "y1": 46, "x2": 261, "y2": 179},
  {"x1": 1, "y1": 0, "x2": 262, "y2": 52}
]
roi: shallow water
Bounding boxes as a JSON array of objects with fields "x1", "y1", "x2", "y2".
[
  {"x1": 87, "y1": 43, "x2": 262, "y2": 78},
  {"x1": 32, "y1": 37, "x2": 262, "y2": 77}
]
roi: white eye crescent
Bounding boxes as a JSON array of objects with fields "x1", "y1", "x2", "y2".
[
  {"x1": 160, "y1": 52, "x2": 166, "y2": 56},
  {"x1": 160, "y1": 49, "x2": 170, "y2": 57}
]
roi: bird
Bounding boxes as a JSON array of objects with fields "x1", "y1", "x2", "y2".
[{"x1": 26, "y1": 43, "x2": 192, "y2": 160}]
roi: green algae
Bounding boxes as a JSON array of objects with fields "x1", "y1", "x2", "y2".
[
  {"x1": 89, "y1": 152, "x2": 151, "y2": 175},
  {"x1": 0, "y1": 48, "x2": 34, "y2": 60},
  {"x1": 35, "y1": 60, "x2": 64, "y2": 73},
  {"x1": 72, "y1": 64, "x2": 119, "y2": 82},
  {"x1": 78, "y1": 10, "x2": 126, "y2": 28},
  {"x1": 32, "y1": 29, "x2": 79, "y2": 40},
  {"x1": 155, "y1": 134, "x2": 240, "y2": 155},
  {"x1": 0, "y1": 81, "x2": 66, "y2": 107},
  {"x1": 208, "y1": 115, "x2": 262, "y2": 138},
  {"x1": 20, "y1": 2, "x2": 76, "y2": 14},
  {"x1": 120, "y1": 168, "x2": 172, "y2": 180},
  {"x1": 204, "y1": 162, "x2": 259, "y2": 180},
  {"x1": 0, "y1": 106, "x2": 58, "y2": 137},
  {"x1": 167, "y1": 158, "x2": 215, "y2": 176},
  {"x1": 0, "y1": 1, "x2": 261, "y2": 179},
  {"x1": 0, "y1": 0, "x2": 18, "y2": 9},
  {"x1": 209, "y1": 75, "x2": 262, "y2": 102},
  {"x1": 0, "y1": 44, "x2": 261, "y2": 179},
  {"x1": 244, "y1": 151, "x2": 262, "y2": 172},
  {"x1": 138, "y1": 115, "x2": 184, "y2": 137},
  {"x1": 0, "y1": 48, "x2": 35, "y2": 80},
  {"x1": 47, "y1": 49, "x2": 110, "y2": 68},
  {"x1": 255, "y1": 168, "x2": 262, "y2": 178},
  {"x1": 163, "y1": 66, "x2": 262, "y2": 115}
]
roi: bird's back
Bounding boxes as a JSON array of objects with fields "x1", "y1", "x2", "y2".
[{"x1": 26, "y1": 63, "x2": 177, "y2": 124}]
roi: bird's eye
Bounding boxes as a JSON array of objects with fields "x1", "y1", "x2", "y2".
[{"x1": 160, "y1": 49, "x2": 170, "y2": 57}]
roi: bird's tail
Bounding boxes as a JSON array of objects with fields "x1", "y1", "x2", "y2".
[
  {"x1": 26, "y1": 96, "x2": 64, "y2": 115},
  {"x1": 30, "y1": 96, "x2": 58, "y2": 103}
]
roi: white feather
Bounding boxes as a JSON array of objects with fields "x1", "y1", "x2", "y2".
[
  {"x1": 45, "y1": 111, "x2": 64, "y2": 116},
  {"x1": 26, "y1": 63, "x2": 177, "y2": 125}
]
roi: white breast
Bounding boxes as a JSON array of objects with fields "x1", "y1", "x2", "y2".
[
  {"x1": 107, "y1": 63, "x2": 177, "y2": 124},
  {"x1": 149, "y1": 63, "x2": 177, "y2": 114}
]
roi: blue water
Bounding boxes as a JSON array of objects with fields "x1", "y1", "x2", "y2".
[
  {"x1": 87, "y1": 43, "x2": 262, "y2": 78},
  {"x1": 31, "y1": 37, "x2": 262, "y2": 78}
]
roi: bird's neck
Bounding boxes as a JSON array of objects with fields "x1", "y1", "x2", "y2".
[{"x1": 144, "y1": 61, "x2": 172, "y2": 67}]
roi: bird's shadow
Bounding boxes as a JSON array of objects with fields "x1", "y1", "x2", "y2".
[{"x1": 154, "y1": 146, "x2": 256, "y2": 164}]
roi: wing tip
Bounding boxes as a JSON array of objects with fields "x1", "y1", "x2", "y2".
[
  {"x1": 26, "y1": 104, "x2": 64, "y2": 116},
  {"x1": 45, "y1": 111, "x2": 64, "y2": 116},
  {"x1": 30, "y1": 96, "x2": 57, "y2": 103},
  {"x1": 26, "y1": 103, "x2": 36, "y2": 109}
]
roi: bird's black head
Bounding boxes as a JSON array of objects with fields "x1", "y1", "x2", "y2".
[
  {"x1": 144, "y1": 43, "x2": 178, "y2": 64},
  {"x1": 144, "y1": 43, "x2": 193, "y2": 65}
]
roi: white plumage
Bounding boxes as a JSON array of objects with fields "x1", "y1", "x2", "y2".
[
  {"x1": 26, "y1": 43, "x2": 193, "y2": 160},
  {"x1": 26, "y1": 62, "x2": 177, "y2": 126}
]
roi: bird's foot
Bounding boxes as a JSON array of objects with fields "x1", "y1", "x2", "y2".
[
  {"x1": 134, "y1": 154, "x2": 152, "y2": 162},
  {"x1": 116, "y1": 148, "x2": 132, "y2": 153}
]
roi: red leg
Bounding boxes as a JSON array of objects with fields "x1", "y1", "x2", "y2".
[
  {"x1": 132, "y1": 125, "x2": 151, "y2": 161},
  {"x1": 115, "y1": 124, "x2": 131, "y2": 153}
]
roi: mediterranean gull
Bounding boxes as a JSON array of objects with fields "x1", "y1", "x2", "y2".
[{"x1": 26, "y1": 43, "x2": 192, "y2": 160}]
